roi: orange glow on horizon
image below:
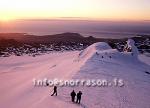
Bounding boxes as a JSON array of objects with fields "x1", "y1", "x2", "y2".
[{"x1": 0, "y1": 0, "x2": 150, "y2": 21}]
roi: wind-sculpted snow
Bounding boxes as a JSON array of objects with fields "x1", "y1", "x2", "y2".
[
  {"x1": 78, "y1": 42, "x2": 138, "y2": 64},
  {"x1": 125, "y1": 39, "x2": 139, "y2": 58},
  {"x1": 0, "y1": 42, "x2": 150, "y2": 108},
  {"x1": 78, "y1": 42, "x2": 112, "y2": 61}
]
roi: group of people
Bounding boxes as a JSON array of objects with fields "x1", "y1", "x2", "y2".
[
  {"x1": 70, "y1": 90, "x2": 82, "y2": 104},
  {"x1": 51, "y1": 86, "x2": 83, "y2": 104}
]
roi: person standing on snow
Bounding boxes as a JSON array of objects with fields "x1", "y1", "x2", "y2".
[
  {"x1": 70, "y1": 90, "x2": 76, "y2": 102},
  {"x1": 76, "y1": 91, "x2": 82, "y2": 104}
]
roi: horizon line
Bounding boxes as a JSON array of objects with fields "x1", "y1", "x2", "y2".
[{"x1": 1, "y1": 17, "x2": 150, "y2": 23}]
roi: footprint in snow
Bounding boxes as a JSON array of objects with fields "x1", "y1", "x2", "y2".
[{"x1": 50, "y1": 65, "x2": 57, "y2": 68}]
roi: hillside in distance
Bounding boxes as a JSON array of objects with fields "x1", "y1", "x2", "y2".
[
  {"x1": 0, "y1": 32, "x2": 149, "y2": 43},
  {"x1": 0, "y1": 32, "x2": 149, "y2": 57},
  {"x1": 0, "y1": 32, "x2": 98, "y2": 43}
]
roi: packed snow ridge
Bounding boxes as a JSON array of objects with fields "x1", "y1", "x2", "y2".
[
  {"x1": 0, "y1": 39, "x2": 150, "y2": 108},
  {"x1": 79, "y1": 42, "x2": 112, "y2": 60},
  {"x1": 78, "y1": 39, "x2": 139, "y2": 63}
]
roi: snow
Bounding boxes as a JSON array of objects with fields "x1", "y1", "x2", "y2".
[
  {"x1": 78, "y1": 42, "x2": 112, "y2": 62},
  {"x1": 138, "y1": 54, "x2": 150, "y2": 65},
  {"x1": 0, "y1": 42, "x2": 150, "y2": 108},
  {"x1": 125, "y1": 39, "x2": 139, "y2": 58}
]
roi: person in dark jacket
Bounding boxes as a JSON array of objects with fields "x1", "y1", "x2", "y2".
[
  {"x1": 76, "y1": 91, "x2": 82, "y2": 104},
  {"x1": 70, "y1": 90, "x2": 76, "y2": 102},
  {"x1": 51, "y1": 86, "x2": 57, "y2": 96}
]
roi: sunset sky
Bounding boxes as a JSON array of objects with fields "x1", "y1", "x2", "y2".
[{"x1": 0, "y1": 0, "x2": 150, "y2": 21}]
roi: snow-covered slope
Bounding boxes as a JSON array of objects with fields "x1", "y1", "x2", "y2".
[
  {"x1": 78, "y1": 42, "x2": 111, "y2": 61},
  {"x1": 0, "y1": 52, "x2": 84, "y2": 108},
  {"x1": 0, "y1": 42, "x2": 150, "y2": 108},
  {"x1": 72, "y1": 42, "x2": 150, "y2": 108}
]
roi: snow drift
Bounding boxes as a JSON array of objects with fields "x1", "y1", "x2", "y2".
[
  {"x1": 124, "y1": 39, "x2": 139, "y2": 58},
  {"x1": 78, "y1": 42, "x2": 112, "y2": 60},
  {"x1": 77, "y1": 41, "x2": 139, "y2": 65}
]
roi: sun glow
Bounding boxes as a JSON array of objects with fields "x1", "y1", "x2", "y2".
[
  {"x1": 0, "y1": 0, "x2": 150, "y2": 21},
  {"x1": 0, "y1": 15, "x2": 15, "y2": 22}
]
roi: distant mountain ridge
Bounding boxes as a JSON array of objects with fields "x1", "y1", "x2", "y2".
[
  {"x1": 0, "y1": 32, "x2": 149, "y2": 43},
  {"x1": 0, "y1": 32, "x2": 94, "y2": 43},
  {"x1": 0, "y1": 32, "x2": 149, "y2": 57}
]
